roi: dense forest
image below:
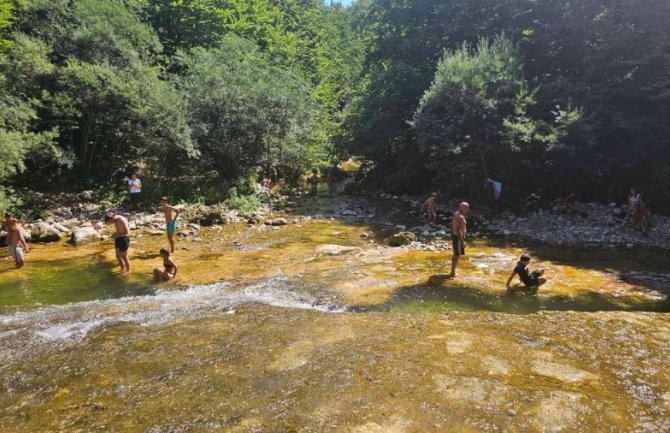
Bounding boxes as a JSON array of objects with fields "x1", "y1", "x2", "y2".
[{"x1": 1, "y1": 0, "x2": 669, "y2": 213}]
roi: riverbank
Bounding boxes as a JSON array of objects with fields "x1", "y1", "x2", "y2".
[{"x1": 4, "y1": 188, "x2": 670, "y2": 253}]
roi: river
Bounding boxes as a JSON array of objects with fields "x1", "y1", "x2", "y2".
[{"x1": 1, "y1": 195, "x2": 669, "y2": 432}]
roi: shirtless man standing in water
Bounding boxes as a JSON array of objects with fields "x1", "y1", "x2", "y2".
[
  {"x1": 449, "y1": 202, "x2": 469, "y2": 278},
  {"x1": 104, "y1": 211, "x2": 131, "y2": 272},
  {"x1": 4, "y1": 213, "x2": 28, "y2": 269},
  {"x1": 160, "y1": 197, "x2": 181, "y2": 253}
]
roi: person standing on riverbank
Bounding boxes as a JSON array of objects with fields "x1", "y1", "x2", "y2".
[
  {"x1": 105, "y1": 211, "x2": 131, "y2": 272},
  {"x1": 449, "y1": 202, "x2": 469, "y2": 278},
  {"x1": 160, "y1": 197, "x2": 181, "y2": 253},
  {"x1": 127, "y1": 173, "x2": 142, "y2": 210},
  {"x1": 3, "y1": 213, "x2": 28, "y2": 269},
  {"x1": 310, "y1": 169, "x2": 319, "y2": 196},
  {"x1": 421, "y1": 193, "x2": 438, "y2": 223}
]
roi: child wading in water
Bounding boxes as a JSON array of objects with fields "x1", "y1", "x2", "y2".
[
  {"x1": 153, "y1": 249, "x2": 177, "y2": 281},
  {"x1": 506, "y1": 254, "x2": 547, "y2": 291},
  {"x1": 421, "y1": 193, "x2": 437, "y2": 223}
]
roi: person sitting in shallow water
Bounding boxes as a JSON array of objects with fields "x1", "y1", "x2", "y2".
[
  {"x1": 506, "y1": 254, "x2": 547, "y2": 291},
  {"x1": 153, "y1": 249, "x2": 177, "y2": 282}
]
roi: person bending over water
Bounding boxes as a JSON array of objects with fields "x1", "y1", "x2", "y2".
[
  {"x1": 160, "y1": 197, "x2": 181, "y2": 253},
  {"x1": 153, "y1": 249, "x2": 177, "y2": 282},
  {"x1": 506, "y1": 254, "x2": 547, "y2": 290},
  {"x1": 3, "y1": 213, "x2": 28, "y2": 269},
  {"x1": 449, "y1": 202, "x2": 469, "y2": 278},
  {"x1": 421, "y1": 193, "x2": 437, "y2": 223},
  {"x1": 105, "y1": 211, "x2": 131, "y2": 272}
]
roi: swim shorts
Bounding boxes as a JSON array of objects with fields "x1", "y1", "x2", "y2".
[
  {"x1": 8, "y1": 246, "x2": 24, "y2": 262},
  {"x1": 524, "y1": 270, "x2": 542, "y2": 287},
  {"x1": 451, "y1": 234, "x2": 465, "y2": 256},
  {"x1": 129, "y1": 192, "x2": 141, "y2": 205},
  {"x1": 166, "y1": 221, "x2": 178, "y2": 234},
  {"x1": 115, "y1": 236, "x2": 130, "y2": 252}
]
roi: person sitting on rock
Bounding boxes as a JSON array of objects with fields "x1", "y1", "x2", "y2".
[
  {"x1": 153, "y1": 249, "x2": 177, "y2": 282},
  {"x1": 421, "y1": 193, "x2": 437, "y2": 223},
  {"x1": 506, "y1": 254, "x2": 547, "y2": 291}
]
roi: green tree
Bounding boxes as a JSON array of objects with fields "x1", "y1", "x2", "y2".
[
  {"x1": 179, "y1": 35, "x2": 316, "y2": 180},
  {"x1": 0, "y1": 0, "x2": 13, "y2": 51},
  {"x1": 413, "y1": 35, "x2": 579, "y2": 194}
]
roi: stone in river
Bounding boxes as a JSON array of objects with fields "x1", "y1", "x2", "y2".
[
  {"x1": 389, "y1": 231, "x2": 417, "y2": 247},
  {"x1": 71, "y1": 227, "x2": 99, "y2": 244},
  {"x1": 27, "y1": 222, "x2": 61, "y2": 243}
]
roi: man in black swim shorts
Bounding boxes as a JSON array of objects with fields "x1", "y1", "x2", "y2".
[
  {"x1": 449, "y1": 202, "x2": 469, "y2": 278},
  {"x1": 105, "y1": 211, "x2": 131, "y2": 272}
]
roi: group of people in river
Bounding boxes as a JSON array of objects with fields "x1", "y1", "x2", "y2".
[
  {"x1": 102, "y1": 195, "x2": 181, "y2": 281},
  {"x1": 425, "y1": 194, "x2": 547, "y2": 291},
  {"x1": 0, "y1": 167, "x2": 652, "y2": 294}
]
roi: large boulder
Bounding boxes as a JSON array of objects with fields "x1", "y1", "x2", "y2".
[
  {"x1": 27, "y1": 222, "x2": 61, "y2": 243},
  {"x1": 389, "y1": 231, "x2": 417, "y2": 247},
  {"x1": 71, "y1": 227, "x2": 99, "y2": 245}
]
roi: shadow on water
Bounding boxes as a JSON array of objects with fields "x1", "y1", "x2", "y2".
[{"x1": 355, "y1": 274, "x2": 670, "y2": 315}]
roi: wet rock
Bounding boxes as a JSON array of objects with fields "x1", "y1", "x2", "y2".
[
  {"x1": 27, "y1": 222, "x2": 61, "y2": 243},
  {"x1": 71, "y1": 227, "x2": 99, "y2": 245},
  {"x1": 149, "y1": 230, "x2": 164, "y2": 236},
  {"x1": 316, "y1": 244, "x2": 360, "y2": 256},
  {"x1": 199, "y1": 210, "x2": 224, "y2": 226},
  {"x1": 389, "y1": 231, "x2": 417, "y2": 247},
  {"x1": 266, "y1": 218, "x2": 288, "y2": 226}
]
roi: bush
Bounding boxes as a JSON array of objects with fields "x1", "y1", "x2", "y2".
[{"x1": 223, "y1": 187, "x2": 263, "y2": 215}]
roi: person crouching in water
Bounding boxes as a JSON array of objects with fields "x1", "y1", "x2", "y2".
[
  {"x1": 506, "y1": 254, "x2": 547, "y2": 291},
  {"x1": 153, "y1": 249, "x2": 177, "y2": 282}
]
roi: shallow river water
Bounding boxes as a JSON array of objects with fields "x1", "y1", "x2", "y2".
[{"x1": 1, "y1": 195, "x2": 670, "y2": 432}]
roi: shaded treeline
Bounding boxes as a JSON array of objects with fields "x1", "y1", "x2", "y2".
[{"x1": 1, "y1": 0, "x2": 669, "y2": 212}]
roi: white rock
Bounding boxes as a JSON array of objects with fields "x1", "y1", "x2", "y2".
[{"x1": 72, "y1": 227, "x2": 99, "y2": 244}]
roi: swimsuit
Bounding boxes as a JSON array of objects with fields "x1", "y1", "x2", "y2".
[
  {"x1": 514, "y1": 262, "x2": 540, "y2": 287},
  {"x1": 8, "y1": 246, "x2": 24, "y2": 262},
  {"x1": 163, "y1": 261, "x2": 176, "y2": 279},
  {"x1": 451, "y1": 234, "x2": 465, "y2": 256},
  {"x1": 115, "y1": 236, "x2": 130, "y2": 252},
  {"x1": 166, "y1": 221, "x2": 178, "y2": 233}
]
